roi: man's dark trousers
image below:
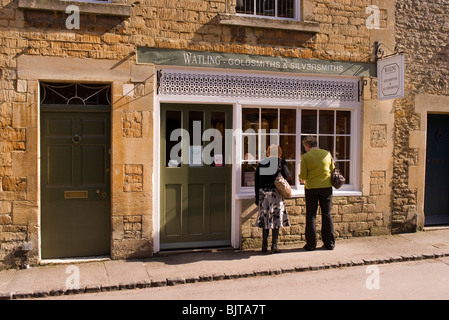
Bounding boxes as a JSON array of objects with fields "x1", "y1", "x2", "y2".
[{"x1": 304, "y1": 187, "x2": 335, "y2": 250}]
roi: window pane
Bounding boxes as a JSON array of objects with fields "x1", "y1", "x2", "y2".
[
  {"x1": 286, "y1": 161, "x2": 295, "y2": 184},
  {"x1": 261, "y1": 108, "x2": 278, "y2": 133},
  {"x1": 242, "y1": 163, "x2": 257, "y2": 187},
  {"x1": 261, "y1": 134, "x2": 280, "y2": 159},
  {"x1": 242, "y1": 108, "x2": 259, "y2": 132},
  {"x1": 166, "y1": 110, "x2": 181, "y2": 167},
  {"x1": 243, "y1": 135, "x2": 258, "y2": 161},
  {"x1": 263, "y1": 0, "x2": 275, "y2": 17},
  {"x1": 280, "y1": 109, "x2": 296, "y2": 133},
  {"x1": 236, "y1": 0, "x2": 253, "y2": 14},
  {"x1": 211, "y1": 112, "x2": 226, "y2": 166},
  {"x1": 301, "y1": 110, "x2": 317, "y2": 134},
  {"x1": 319, "y1": 110, "x2": 334, "y2": 134},
  {"x1": 189, "y1": 111, "x2": 203, "y2": 147},
  {"x1": 301, "y1": 135, "x2": 317, "y2": 155},
  {"x1": 280, "y1": 135, "x2": 296, "y2": 160},
  {"x1": 337, "y1": 111, "x2": 351, "y2": 134},
  {"x1": 278, "y1": 0, "x2": 295, "y2": 18},
  {"x1": 336, "y1": 161, "x2": 350, "y2": 185},
  {"x1": 336, "y1": 136, "x2": 350, "y2": 160},
  {"x1": 319, "y1": 136, "x2": 334, "y2": 155}
]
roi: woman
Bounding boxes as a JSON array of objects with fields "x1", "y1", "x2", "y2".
[
  {"x1": 255, "y1": 145, "x2": 292, "y2": 253},
  {"x1": 299, "y1": 136, "x2": 335, "y2": 251}
]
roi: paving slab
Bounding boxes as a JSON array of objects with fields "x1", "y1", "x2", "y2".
[
  {"x1": 0, "y1": 269, "x2": 15, "y2": 292},
  {"x1": 103, "y1": 260, "x2": 150, "y2": 287}
]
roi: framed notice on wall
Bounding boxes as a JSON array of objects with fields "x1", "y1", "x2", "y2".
[{"x1": 378, "y1": 55, "x2": 405, "y2": 101}]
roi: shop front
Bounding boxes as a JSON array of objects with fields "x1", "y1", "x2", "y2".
[{"x1": 138, "y1": 48, "x2": 385, "y2": 252}]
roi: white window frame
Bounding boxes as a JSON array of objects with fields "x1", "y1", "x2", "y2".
[
  {"x1": 237, "y1": 104, "x2": 360, "y2": 197},
  {"x1": 235, "y1": 0, "x2": 301, "y2": 21}
]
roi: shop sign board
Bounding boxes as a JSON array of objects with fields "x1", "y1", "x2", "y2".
[{"x1": 137, "y1": 48, "x2": 377, "y2": 77}]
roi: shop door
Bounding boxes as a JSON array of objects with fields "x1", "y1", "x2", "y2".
[
  {"x1": 41, "y1": 109, "x2": 111, "y2": 258},
  {"x1": 424, "y1": 114, "x2": 449, "y2": 226},
  {"x1": 160, "y1": 104, "x2": 232, "y2": 250}
]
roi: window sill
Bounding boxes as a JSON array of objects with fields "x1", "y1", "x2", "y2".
[
  {"x1": 18, "y1": 0, "x2": 131, "y2": 17},
  {"x1": 236, "y1": 189, "x2": 362, "y2": 200},
  {"x1": 218, "y1": 13, "x2": 320, "y2": 33}
]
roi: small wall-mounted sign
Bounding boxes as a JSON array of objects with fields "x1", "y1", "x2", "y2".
[{"x1": 378, "y1": 55, "x2": 405, "y2": 101}]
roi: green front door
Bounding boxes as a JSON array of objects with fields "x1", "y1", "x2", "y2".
[
  {"x1": 160, "y1": 104, "x2": 233, "y2": 250},
  {"x1": 41, "y1": 108, "x2": 111, "y2": 259}
]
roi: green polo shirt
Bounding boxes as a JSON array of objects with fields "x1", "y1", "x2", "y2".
[{"x1": 299, "y1": 148, "x2": 334, "y2": 190}]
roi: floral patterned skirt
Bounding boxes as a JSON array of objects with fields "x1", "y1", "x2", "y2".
[{"x1": 255, "y1": 188, "x2": 290, "y2": 229}]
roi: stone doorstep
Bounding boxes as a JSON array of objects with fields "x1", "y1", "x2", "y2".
[
  {"x1": 2, "y1": 251, "x2": 449, "y2": 300},
  {"x1": 39, "y1": 256, "x2": 111, "y2": 266}
]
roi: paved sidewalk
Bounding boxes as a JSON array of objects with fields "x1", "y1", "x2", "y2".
[{"x1": 1, "y1": 229, "x2": 449, "y2": 300}]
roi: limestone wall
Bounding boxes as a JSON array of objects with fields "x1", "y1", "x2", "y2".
[
  {"x1": 0, "y1": 0, "x2": 400, "y2": 267},
  {"x1": 392, "y1": 0, "x2": 449, "y2": 233}
]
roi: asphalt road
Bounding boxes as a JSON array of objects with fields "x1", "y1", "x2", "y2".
[{"x1": 38, "y1": 258, "x2": 449, "y2": 301}]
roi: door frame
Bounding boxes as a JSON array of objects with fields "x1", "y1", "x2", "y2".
[
  {"x1": 408, "y1": 94, "x2": 449, "y2": 231},
  {"x1": 17, "y1": 55, "x2": 155, "y2": 264},
  {"x1": 424, "y1": 114, "x2": 449, "y2": 226},
  {"x1": 159, "y1": 103, "x2": 233, "y2": 249},
  {"x1": 154, "y1": 97, "x2": 240, "y2": 253}
]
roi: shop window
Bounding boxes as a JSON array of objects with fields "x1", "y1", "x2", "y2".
[
  {"x1": 236, "y1": 0, "x2": 298, "y2": 20},
  {"x1": 300, "y1": 110, "x2": 352, "y2": 184},
  {"x1": 241, "y1": 107, "x2": 353, "y2": 189},
  {"x1": 241, "y1": 107, "x2": 297, "y2": 187}
]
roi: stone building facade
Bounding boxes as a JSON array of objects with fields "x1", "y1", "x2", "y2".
[
  {"x1": 0, "y1": 0, "x2": 446, "y2": 268},
  {"x1": 391, "y1": 0, "x2": 449, "y2": 233}
]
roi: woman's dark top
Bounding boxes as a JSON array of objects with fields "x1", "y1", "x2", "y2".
[{"x1": 255, "y1": 157, "x2": 291, "y2": 205}]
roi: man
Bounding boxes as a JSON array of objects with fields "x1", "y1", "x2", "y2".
[{"x1": 299, "y1": 136, "x2": 335, "y2": 251}]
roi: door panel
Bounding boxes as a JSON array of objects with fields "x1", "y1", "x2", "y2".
[
  {"x1": 210, "y1": 183, "x2": 227, "y2": 234},
  {"x1": 188, "y1": 184, "x2": 205, "y2": 236},
  {"x1": 164, "y1": 184, "x2": 183, "y2": 237},
  {"x1": 160, "y1": 104, "x2": 233, "y2": 250},
  {"x1": 425, "y1": 114, "x2": 449, "y2": 226},
  {"x1": 81, "y1": 145, "x2": 106, "y2": 186},
  {"x1": 41, "y1": 111, "x2": 111, "y2": 259},
  {"x1": 47, "y1": 145, "x2": 73, "y2": 186}
]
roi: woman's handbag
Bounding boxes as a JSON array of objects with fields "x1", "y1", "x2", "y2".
[
  {"x1": 331, "y1": 164, "x2": 346, "y2": 190},
  {"x1": 274, "y1": 161, "x2": 292, "y2": 198}
]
